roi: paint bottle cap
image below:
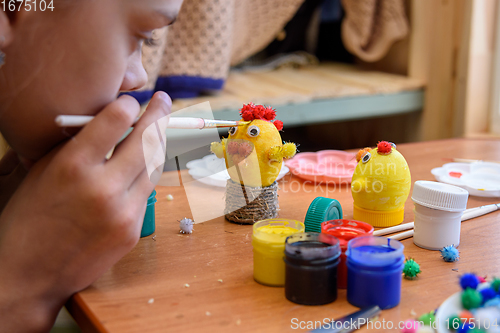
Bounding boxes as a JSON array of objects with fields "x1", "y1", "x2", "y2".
[
  {"x1": 321, "y1": 219, "x2": 374, "y2": 248},
  {"x1": 412, "y1": 181, "x2": 468, "y2": 212},
  {"x1": 141, "y1": 190, "x2": 157, "y2": 238},
  {"x1": 346, "y1": 236, "x2": 405, "y2": 267},
  {"x1": 285, "y1": 232, "x2": 341, "y2": 261},
  {"x1": 304, "y1": 197, "x2": 343, "y2": 233}
]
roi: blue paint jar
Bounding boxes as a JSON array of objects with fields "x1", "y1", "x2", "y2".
[
  {"x1": 141, "y1": 190, "x2": 157, "y2": 238},
  {"x1": 284, "y1": 232, "x2": 341, "y2": 305},
  {"x1": 346, "y1": 236, "x2": 405, "y2": 309}
]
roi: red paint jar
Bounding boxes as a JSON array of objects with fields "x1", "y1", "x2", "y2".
[{"x1": 321, "y1": 219, "x2": 374, "y2": 289}]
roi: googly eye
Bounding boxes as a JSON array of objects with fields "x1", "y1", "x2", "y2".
[
  {"x1": 389, "y1": 142, "x2": 397, "y2": 149},
  {"x1": 247, "y1": 125, "x2": 260, "y2": 137},
  {"x1": 228, "y1": 127, "x2": 237, "y2": 136},
  {"x1": 362, "y1": 152, "x2": 371, "y2": 163}
]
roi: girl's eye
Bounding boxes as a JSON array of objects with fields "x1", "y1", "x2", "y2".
[
  {"x1": 362, "y1": 152, "x2": 371, "y2": 163},
  {"x1": 228, "y1": 127, "x2": 237, "y2": 136},
  {"x1": 247, "y1": 126, "x2": 260, "y2": 137},
  {"x1": 144, "y1": 38, "x2": 159, "y2": 47}
]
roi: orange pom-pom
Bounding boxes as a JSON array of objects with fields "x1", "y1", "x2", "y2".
[
  {"x1": 356, "y1": 147, "x2": 372, "y2": 162},
  {"x1": 377, "y1": 141, "x2": 393, "y2": 154},
  {"x1": 459, "y1": 310, "x2": 474, "y2": 323}
]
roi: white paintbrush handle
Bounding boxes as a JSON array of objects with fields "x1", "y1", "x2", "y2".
[
  {"x1": 387, "y1": 230, "x2": 414, "y2": 240},
  {"x1": 55, "y1": 115, "x2": 240, "y2": 129},
  {"x1": 55, "y1": 115, "x2": 97, "y2": 127},
  {"x1": 461, "y1": 203, "x2": 500, "y2": 221},
  {"x1": 373, "y1": 222, "x2": 414, "y2": 236}
]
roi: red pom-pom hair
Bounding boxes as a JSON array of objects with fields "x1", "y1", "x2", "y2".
[
  {"x1": 239, "y1": 103, "x2": 284, "y2": 131},
  {"x1": 377, "y1": 141, "x2": 393, "y2": 154},
  {"x1": 273, "y1": 120, "x2": 283, "y2": 131},
  {"x1": 263, "y1": 107, "x2": 276, "y2": 120},
  {"x1": 239, "y1": 103, "x2": 277, "y2": 121}
]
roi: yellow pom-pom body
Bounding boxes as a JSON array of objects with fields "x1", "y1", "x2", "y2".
[
  {"x1": 351, "y1": 147, "x2": 411, "y2": 212},
  {"x1": 225, "y1": 119, "x2": 283, "y2": 187},
  {"x1": 210, "y1": 139, "x2": 226, "y2": 159},
  {"x1": 281, "y1": 142, "x2": 297, "y2": 159}
]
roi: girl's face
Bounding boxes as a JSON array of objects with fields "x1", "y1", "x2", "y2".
[{"x1": 0, "y1": 0, "x2": 183, "y2": 161}]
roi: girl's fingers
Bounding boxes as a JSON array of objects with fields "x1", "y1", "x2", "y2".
[
  {"x1": 62, "y1": 95, "x2": 141, "y2": 164},
  {"x1": 128, "y1": 168, "x2": 156, "y2": 206},
  {"x1": 109, "y1": 91, "x2": 171, "y2": 186}
]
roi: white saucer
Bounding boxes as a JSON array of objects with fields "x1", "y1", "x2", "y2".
[
  {"x1": 186, "y1": 154, "x2": 290, "y2": 187},
  {"x1": 431, "y1": 162, "x2": 500, "y2": 197}
]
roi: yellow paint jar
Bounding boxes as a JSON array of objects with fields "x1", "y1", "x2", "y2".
[{"x1": 252, "y1": 219, "x2": 305, "y2": 286}]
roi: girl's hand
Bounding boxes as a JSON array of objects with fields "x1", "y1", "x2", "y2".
[{"x1": 0, "y1": 92, "x2": 171, "y2": 332}]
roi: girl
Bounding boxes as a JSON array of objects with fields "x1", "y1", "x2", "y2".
[{"x1": 0, "y1": 0, "x2": 183, "y2": 331}]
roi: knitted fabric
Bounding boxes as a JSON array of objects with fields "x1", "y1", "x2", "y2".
[
  {"x1": 134, "y1": 0, "x2": 304, "y2": 102},
  {"x1": 134, "y1": 0, "x2": 408, "y2": 102},
  {"x1": 341, "y1": 0, "x2": 409, "y2": 62}
]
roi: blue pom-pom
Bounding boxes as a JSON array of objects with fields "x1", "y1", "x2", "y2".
[
  {"x1": 441, "y1": 245, "x2": 460, "y2": 262},
  {"x1": 484, "y1": 297, "x2": 500, "y2": 307},
  {"x1": 480, "y1": 287, "x2": 497, "y2": 304},
  {"x1": 460, "y1": 273, "x2": 480, "y2": 290}
]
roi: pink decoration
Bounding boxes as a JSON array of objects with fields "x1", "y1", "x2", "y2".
[{"x1": 400, "y1": 320, "x2": 419, "y2": 333}]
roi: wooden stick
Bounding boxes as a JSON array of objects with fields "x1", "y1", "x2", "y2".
[
  {"x1": 387, "y1": 230, "x2": 414, "y2": 240},
  {"x1": 55, "y1": 115, "x2": 248, "y2": 129},
  {"x1": 373, "y1": 222, "x2": 414, "y2": 236}
]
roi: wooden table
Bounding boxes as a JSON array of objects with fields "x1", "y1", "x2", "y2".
[{"x1": 68, "y1": 138, "x2": 500, "y2": 332}]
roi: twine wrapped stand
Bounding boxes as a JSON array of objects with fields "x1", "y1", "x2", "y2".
[{"x1": 224, "y1": 179, "x2": 279, "y2": 224}]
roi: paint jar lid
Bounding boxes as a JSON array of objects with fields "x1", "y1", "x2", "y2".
[
  {"x1": 304, "y1": 197, "x2": 343, "y2": 233},
  {"x1": 346, "y1": 236, "x2": 404, "y2": 267},
  {"x1": 285, "y1": 232, "x2": 341, "y2": 261},
  {"x1": 147, "y1": 190, "x2": 157, "y2": 205},
  {"x1": 412, "y1": 181, "x2": 468, "y2": 212},
  {"x1": 321, "y1": 219, "x2": 374, "y2": 248},
  {"x1": 253, "y1": 219, "x2": 305, "y2": 244}
]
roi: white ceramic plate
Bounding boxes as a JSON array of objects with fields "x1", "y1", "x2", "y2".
[
  {"x1": 186, "y1": 154, "x2": 290, "y2": 187},
  {"x1": 435, "y1": 283, "x2": 500, "y2": 333},
  {"x1": 431, "y1": 162, "x2": 500, "y2": 197}
]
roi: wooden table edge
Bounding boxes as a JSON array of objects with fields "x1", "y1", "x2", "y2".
[{"x1": 66, "y1": 293, "x2": 108, "y2": 333}]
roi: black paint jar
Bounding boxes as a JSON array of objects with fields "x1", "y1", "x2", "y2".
[{"x1": 284, "y1": 232, "x2": 341, "y2": 305}]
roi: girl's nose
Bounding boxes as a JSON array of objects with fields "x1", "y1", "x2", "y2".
[{"x1": 120, "y1": 51, "x2": 148, "y2": 92}]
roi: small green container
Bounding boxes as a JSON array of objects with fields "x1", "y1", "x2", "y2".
[{"x1": 141, "y1": 190, "x2": 157, "y2": 237}]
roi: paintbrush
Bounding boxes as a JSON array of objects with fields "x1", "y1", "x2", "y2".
[{"x1": 55, "y1": 115, "x2": 249, "y2": 129}]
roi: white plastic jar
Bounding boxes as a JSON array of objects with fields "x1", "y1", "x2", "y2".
[{"x1": 412, "y1": 181, "x2": 469, "y2": 250}]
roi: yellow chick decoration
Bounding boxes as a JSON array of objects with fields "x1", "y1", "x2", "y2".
[
  {"x1": 210, "y1": 103, "x2": 296, "y2": 187},
  {"x1": 351, "y1": 141, "x2": 411, "y2": 227}
]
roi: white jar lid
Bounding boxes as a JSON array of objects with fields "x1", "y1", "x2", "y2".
[{"x1": 412, "y1": 180, "x2": 469, "y2": 212}]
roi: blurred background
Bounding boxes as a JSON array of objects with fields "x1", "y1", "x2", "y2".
[
  {"x1": 2, "y1": 0, "x2": 499, "y2": 164},
  {"x1": 129, "y1": 0, "x2": 500, "y2": 170}
]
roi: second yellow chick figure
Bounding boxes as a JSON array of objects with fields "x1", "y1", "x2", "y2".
[{"x1": 351, "y1": 141, "x2": 411, "y2": 227}]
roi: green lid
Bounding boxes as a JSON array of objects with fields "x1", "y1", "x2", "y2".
[
  {"x1": 304, "y1": 197, "x2": 343, "y2": 233},
  {"x1": 141, "y1": 190, "x2": 157, "y2": 237},
  {"x1": 147, "y1": 190, "x2": 157, "y2": 205}
]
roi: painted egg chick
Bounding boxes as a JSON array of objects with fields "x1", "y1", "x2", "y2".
[
  {"x1": 351, "y1": 141, "x2": 411, "y2": 227},
  {"x1": 210, "y1": 103, "x2": 296, "y2": 187}
]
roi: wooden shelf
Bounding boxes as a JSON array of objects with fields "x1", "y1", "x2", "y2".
[{"x1": 168, "y1": 62, "x2": 425, "y2": 140}]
